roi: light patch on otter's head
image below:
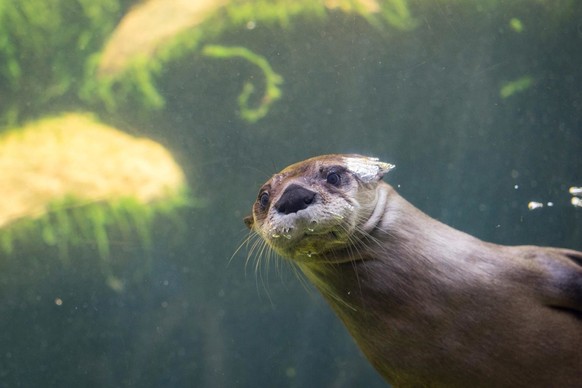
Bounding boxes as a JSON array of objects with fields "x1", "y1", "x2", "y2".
[{"x1": 343, "y1": 156, "x2": 395, "y2": 183}]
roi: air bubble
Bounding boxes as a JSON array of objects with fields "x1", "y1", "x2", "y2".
[{"x1": 527, "y1": 201, "x2": 543, "y2": 210}]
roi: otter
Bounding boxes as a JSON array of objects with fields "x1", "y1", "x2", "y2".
[{"x1": 243, "y1": 154, "x2": 582, "y2": 387}]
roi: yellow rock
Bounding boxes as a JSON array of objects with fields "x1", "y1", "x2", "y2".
[
  {"x1": 98, "y1": 0, "x2": 228, "y2": 76},
  {"x1": 0, "y1": 113, "x2": 186, "y2": 228}
]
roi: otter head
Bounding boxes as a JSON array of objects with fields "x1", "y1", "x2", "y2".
[{"x1": 244, "y1": 154, "x2": 394, "y2": 262}]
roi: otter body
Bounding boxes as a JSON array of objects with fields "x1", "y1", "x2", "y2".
[{"x1": 244, "y1": 154, "x2": 582, "y2": 387}]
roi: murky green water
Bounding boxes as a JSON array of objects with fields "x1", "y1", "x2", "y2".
[{"x1": 1, "y1": 1, "x2": 580, "y2": 387}]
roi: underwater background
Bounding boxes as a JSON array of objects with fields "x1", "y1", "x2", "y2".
[{"x1": 0, "y1": 0, "x2": 580, "y2": 386}]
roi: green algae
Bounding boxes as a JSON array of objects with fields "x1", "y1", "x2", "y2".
[
  {"x1": 0, "y1": 191, "x2": 192, "y2": 291},
  {"x1": 0, "y1": 0, "x2": 128, "y2": 127},
  {"x1": 203, "y1": 45, "x2": 283, "y2": 122},
  {"x1": 80, "y1": 0, "x2": 419, "y2": 123},
  {"x1": 509, "y1": 17, "x2": 524, "y2": 33},
  {"x1": 1, "y1": 0, "x2": 577, "y2": 126},
  {"x1": 500, "y1": 76, "x2": 533, "y2": 99}
]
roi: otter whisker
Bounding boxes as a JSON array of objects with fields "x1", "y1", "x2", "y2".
[
  {"x1": 290, "y1": 262, "x2": 315, "y2": 295},
  {"x1": 245, "y1": 234, "x2": 264, "y2": 273},
  {"x1": 255, "y1": 237, "x2": 270, "y2": 276},
  {"x1": 230, "y1": 229, "x2": 259, "y2": 266},
  {"x1": 258, "y1": 247, "x2": 275, "y2": 306},
  {"x1": 251, "y1": 238, "x2": 276, "y2": 306},
  {"x1": 341, "y1": 223, "x2": 372, "y2": 298}
]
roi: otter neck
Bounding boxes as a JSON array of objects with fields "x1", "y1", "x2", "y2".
[
  {"x1": 360, "y1": 183, "x2": 389, "y2": 233},
  {"x1": 298, "y1": 185, "x2": 491, "y2": 316}
]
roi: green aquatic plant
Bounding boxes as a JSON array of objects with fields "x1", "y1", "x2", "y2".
[
  {"x1": 1, "y1": 0, "x2": 576, "y2": 126},
  {"x1": 500, "y1": 76, "x2": 533, "y2": 99},
  {"x1": 378, "y1": 0, "x2": 418, "y2": 30},
  {"x1": 84, "y1": 56, "x2": 167, "y2": 112},
  {"x1": 0, "y1": 0, "x2": 129, "y2": 126},
  {"x1": 87, "y1": 0, "x2": 420, "y2": 122},
  {"x1": 224, "y1": 0, "x2": 326, "y2": 28},
  {"x1": 2, "y1": 193, "x2": 190, "y2": 292},
  {"x1": 509, "y1": 17, "x2": 524, "y2": 33},
  {"x1": 224, "y1": 0, "x2": 416, "y2": 30},
  {"x1": 203, "y1": 45, "x2": 283, "y2": 123}
]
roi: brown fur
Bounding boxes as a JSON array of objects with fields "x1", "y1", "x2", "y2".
[{"x1": 245, "y1": 154, "x2": 582, "y2": 387}]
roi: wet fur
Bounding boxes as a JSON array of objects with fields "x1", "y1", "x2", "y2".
[{"x1": 244, "y1": 155, "x2": 582, "y2": 387}]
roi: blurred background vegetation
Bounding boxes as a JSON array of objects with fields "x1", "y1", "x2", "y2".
[{"x1": 0, "y1": 0, "x2": 580, "y2": 386}]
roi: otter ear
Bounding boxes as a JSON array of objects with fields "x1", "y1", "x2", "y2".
[
  {"x1": 343, "y1": 156, "x2": 395, "y2": 182},
  {"x1": 243, "y1": 215, "x2": 254, "y2": 229}
]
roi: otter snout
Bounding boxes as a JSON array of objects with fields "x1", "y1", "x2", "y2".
[{"x1": 275, "y1": 184, "x2": 316, "y2": 215}]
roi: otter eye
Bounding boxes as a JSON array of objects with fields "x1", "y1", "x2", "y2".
[
  {"x1": 259, "y1": 192, "x2": 270, "y2": 208},
  {"x1": 326, "y1": 172, "x2": 341, "y2": 186}
]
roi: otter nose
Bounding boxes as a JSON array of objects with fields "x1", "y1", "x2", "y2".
[{"x1": 275, "y1": 184, "x2": 316, "y2": 215}]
